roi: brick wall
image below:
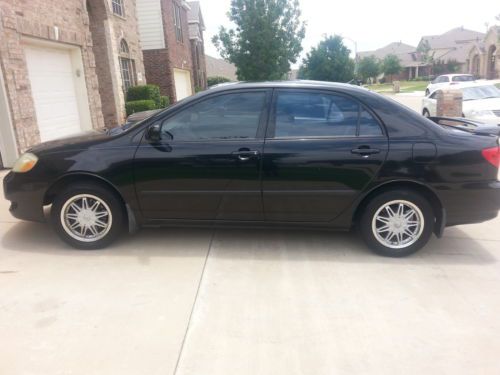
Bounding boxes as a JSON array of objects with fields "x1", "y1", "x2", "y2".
[
  {"x1": 0, "y1": 0, "x2": 104, "y2": 152},
  {"x1": 88, "y1": 0, "x2": 146, "y2": 127},
  {"x1": 143, "y1": 48, "x2": 172, "y2": 96}
]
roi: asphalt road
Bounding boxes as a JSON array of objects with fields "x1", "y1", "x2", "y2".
[{"x1": 2, "y1": 157, "x2": 500, "y2": 374}]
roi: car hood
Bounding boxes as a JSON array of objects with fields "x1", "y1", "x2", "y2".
[
  {"x1": 29, "y1": 129, "x2": 111, "y2": 154},
  {"x1": 463, "y1": 97, "x2": 500, "y2": 111}
]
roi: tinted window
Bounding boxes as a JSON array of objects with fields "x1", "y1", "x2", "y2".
[
  {"x1": 161, "y1": 92, "x2": 266, "y2": 141},
  {"x1": 359, "y1": 109, "x2": 383, "y2": 136},
  {"x1": 275, "y1": 92, "x2": 359, "y2": 137},
  {"x1": 452, "y1": 75, "x2": 474, "y2": 82}
]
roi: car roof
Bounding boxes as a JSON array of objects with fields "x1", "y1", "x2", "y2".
[
  {"x1": 208, "y1": 80, "x2": 370, "y2": 93},
  {"x1": 438, "y1": 74, "x2": 474, "y2": 78}
]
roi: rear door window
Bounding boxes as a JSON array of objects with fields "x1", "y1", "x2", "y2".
[{"x1": 273, "y1": 91, "x2": 383, "y2": 138}]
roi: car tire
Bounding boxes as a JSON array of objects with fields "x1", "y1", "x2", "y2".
[
  {"x1": 425, "y1": 89, "x2": 430, "y2": 96},
  {"x1": 423, "y1": 109, "x2": 430, "y2": 118},
  {"x1": 51, "y1": 183, "x2": 125, "y2": 250},
  {"x1": 359, "y1": 190, "x2": 434, "y2": 257}
]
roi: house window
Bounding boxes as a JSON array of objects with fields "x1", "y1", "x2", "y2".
[
  {"x1": 119, "y1": 39, "x2": 136, "y2": 93},
  {"x1": 120, "y1": 39, "x2": 129, "y2": 54},
  {"x1": 173, "y1": 3, "x2": 183, "y2": 43},
  {"x1": 112, "y1": 0, "x2": 124, "y2": 17}
]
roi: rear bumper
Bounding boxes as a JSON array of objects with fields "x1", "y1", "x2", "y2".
[
  {"x1": 435, "y1": 181, "x2": 500, "y2": 226},
  {"x1": 3, "y1": 171, "x2": 47, "y2": 222}
]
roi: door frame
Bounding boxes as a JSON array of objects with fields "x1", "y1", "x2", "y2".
[{"x1": 0, "y1": 64, "x2": 18, "y2": 167}]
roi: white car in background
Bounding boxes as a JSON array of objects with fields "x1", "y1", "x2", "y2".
[
  {"x1": 421, "y1": 83, "x2": 500, "y2": 125},
  {"x1": 425, "y1": 74, "x2": 475, "y2": 96}
]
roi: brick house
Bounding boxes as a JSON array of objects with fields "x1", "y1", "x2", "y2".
[
  {"x1": 187, "y1": 1, "x2": 207, "y2": 90},
  {"x1": 357, "y1": 42, "x2": 429, "y2": 82},
  {"x1": 467, "y1": 26, "x2": 499, "y2": 79},
  {"x1": 136, "y1": 0, "x2": 195, "y2": 102},
  {"x1": 0, "y1": 0, "x2": 146, "y2": 168}
]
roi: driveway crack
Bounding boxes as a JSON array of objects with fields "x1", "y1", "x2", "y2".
[{"x1": 172, "y1": 229, "x2": 216, "y2": 375}]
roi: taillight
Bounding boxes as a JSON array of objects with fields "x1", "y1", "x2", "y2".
[{"x1": 482, "y1": 147, "x2": 500, "y2": 168}]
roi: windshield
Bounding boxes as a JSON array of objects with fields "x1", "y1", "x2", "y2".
[
  {"x1": 452, "y1": 75, "x2": 474, "y2": 82},
  {"x1": 462, "y1": 85, "x2": 500, "y2": 101}
]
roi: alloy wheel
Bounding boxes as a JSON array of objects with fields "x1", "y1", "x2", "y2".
[
  {"x1": 371, "y1": 200, "x2": 424, "y2": 249},
  {"x1": 60, "y1": 194, "x2": 113, "y2": 243}
]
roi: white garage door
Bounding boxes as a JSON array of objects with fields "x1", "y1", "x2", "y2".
[
  {"x1": 173, "y1": 69, "x2": 193, "y2": 101},
  {"x1": 25, "y1": 45, "x2": 83, "y2": 142}
]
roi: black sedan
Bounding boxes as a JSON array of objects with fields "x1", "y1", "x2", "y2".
[{"x1": 3, "y1": 81, "x2": 500, "y2": 257}]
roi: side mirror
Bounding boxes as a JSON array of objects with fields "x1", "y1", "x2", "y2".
[{"x1": 146, "y1": 123, "x2": 162, "y2": 143}]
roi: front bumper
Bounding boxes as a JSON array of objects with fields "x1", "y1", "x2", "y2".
[{"x1": 3, "y1": 171, "x2": 47, "y2": 222}]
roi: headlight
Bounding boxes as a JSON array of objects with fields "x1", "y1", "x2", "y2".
[
  {"x1": 12, "y1": 153, "x2": 39, "y2": 173},
  {"x1": 471, "y1": 110, "x2": 494, "y2": 117}
]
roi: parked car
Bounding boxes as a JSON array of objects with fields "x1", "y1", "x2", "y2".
[
  {"x1": 3, "y1": 81, "x2": 500, "y2": 257},
  {"x1": 425, "y1": 74, "x2": 475, "y2": 96},
  {"x1": 422, "y1": 83, "x2": 500, "y2": 125}
]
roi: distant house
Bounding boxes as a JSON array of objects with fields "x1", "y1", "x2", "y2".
[
  {"x1": 418, "y1": 27, "x2": 485, "y2": 73},
  {"x1": 136, "y1": 0, "x2": 194, "y2": 102},
  {"x1": 187, "y1": 2, "x2": 207, "y2": 90},
  {"x1": 467, "y1": 26, "x2": 499, "y2": 79},
  {"x1": 205, "y1": 55, "x2": 238, "y2": 81},
  {"x1": 357, "y1": 42, "x2": 428, "y2": 81}
]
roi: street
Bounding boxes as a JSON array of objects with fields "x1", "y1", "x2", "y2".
[{"x1": 2, "y1": 169, "x2": 500, "y2": 375}]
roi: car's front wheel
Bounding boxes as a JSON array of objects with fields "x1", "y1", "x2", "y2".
[
  {"x1": 51, "y1": 183, "x2": 125, "y2": 249},
  {"x1": 359, "y1": 190, "x2": 434, "y2": 257}
]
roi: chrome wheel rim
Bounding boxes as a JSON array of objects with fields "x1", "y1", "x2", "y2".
[
  {"x1": 372, "y1": 200, "x2": 424, "y2": 249},
  {"x1": 60, "y1": 194, "x2": 112, "y2": 243}
]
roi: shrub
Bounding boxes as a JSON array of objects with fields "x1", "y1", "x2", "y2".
[
  {"x1": 159, "y1": 96, "x2": 170, "y2": 108},
  {"x1": 126, "y1": 85, "x2": 161, "y2": 108},
  {"x1": 125, "y1": 100, "x2": 157, "y2": 116},
  {"x1": 207, "y1": 76, "x2": 231, "y2": 87}
]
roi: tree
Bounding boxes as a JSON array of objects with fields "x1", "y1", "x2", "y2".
[
  {"x1": 298, "y1": 35, "x2": 354, "y2": 82},
  {"x1": 381, "y1": 54, "x2": 402, "y2": 82},
  {"x1": 357, "y1": 55, "x2": 380, "y2": 83},
  {"x1": 212, "y1": 0, "x2": 305, "y2": 81}
]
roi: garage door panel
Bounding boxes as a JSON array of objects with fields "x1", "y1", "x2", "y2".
[
  {"x1": 25, "y1": 45, "x2": 83, "y2": 142},
  {"x1": 174, "y1": 69, "x2": 193, "y2": 101}
]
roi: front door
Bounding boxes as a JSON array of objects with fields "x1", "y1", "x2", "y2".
[
  {"x1": 262, "y1": 89, "x2": 388, "y2": 222},
  {"x1": 134, "y1": 90, "x2": 271, "y2": 221}
]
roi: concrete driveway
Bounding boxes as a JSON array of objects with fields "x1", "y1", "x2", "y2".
[{"x1": 1, "y1": 169, "x2": 500, "y2": 375}]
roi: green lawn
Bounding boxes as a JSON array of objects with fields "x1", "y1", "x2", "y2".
[
  {"x1": 496, "y1": 83, "x2": 500, "y2": 89},
  {"x1": 366, "y1": 81, "x2": 429, "y2": 93}
]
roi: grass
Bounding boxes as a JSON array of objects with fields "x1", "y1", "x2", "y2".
[
  {"x1": 366, "y1": 80, "x2": 429, "y2": 93},
  {"x1": 496, "y1": 83, "x2": 500, "y2": 89}
]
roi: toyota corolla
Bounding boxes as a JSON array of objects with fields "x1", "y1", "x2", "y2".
[{"x1": 3, "y1": 81, "x2": 500, "y2": 257}]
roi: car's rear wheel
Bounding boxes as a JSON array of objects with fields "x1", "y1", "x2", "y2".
[
  {"x1": 51, "y1": 183, "x2": 125, "y2": 249},
  {"x1": 359, "y1": 190, "x2": 434, "y2": 257},
  {"x1": 423, "y1": 109, "x2": 430, "y2": 117}
]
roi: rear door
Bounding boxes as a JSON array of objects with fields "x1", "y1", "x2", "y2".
[{"x1": 262, "y1": 89, "x2": 389, "y2": 222}]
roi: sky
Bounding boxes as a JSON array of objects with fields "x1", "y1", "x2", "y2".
[{"x1": 197, "y1": 0, "x2": 499, "y2": 67}]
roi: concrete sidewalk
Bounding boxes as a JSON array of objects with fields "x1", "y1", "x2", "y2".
[{"x1": 1, "y1": 170, "x2": 500, "y2": 375}]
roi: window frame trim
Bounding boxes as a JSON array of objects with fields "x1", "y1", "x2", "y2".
[
  {"x1": 266, "y1": 88, "x2": 387, "y2": 140},
  {"x1": 146, "y1": 89, "x2": 273, "y2": 144},
  {"x1": 111, "y1": 0, "x2": 125, "y2": 18}
]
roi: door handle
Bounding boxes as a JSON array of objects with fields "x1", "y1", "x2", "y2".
[
  {"x1": 351, "y1": 147, "x2": 380, "y2": 156},
  {"x1": 231, "y1": 149, "x2": 260, "y2": 161}
]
